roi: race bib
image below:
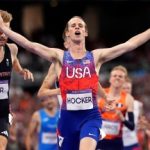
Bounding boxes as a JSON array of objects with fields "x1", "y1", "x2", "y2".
[
  {"x1": 0, "y1": 80, "x2": 9, "y2": 100},
  {"x1": 102, "y1": 120, "x2": 120, "y2": 135},
  {"x1": 42, "y1": 132, "x2": 57, "y2": 144},
  {"x1": 123, "y1": 127, "x2": 138, "y2": 146},
  {"x1": 66, "y1": 90, "x2": 93, "y2": 110}
]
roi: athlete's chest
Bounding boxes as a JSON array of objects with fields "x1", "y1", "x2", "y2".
[
  {"x1": 64, "y1": 58, "x2": 94, "y2": 78},
  {"x1": 0, "y1": 55, "x2": 12, "y2": 76},
  {"x1": 41, "y1": 116, "x2": 58, "y2": 130},
  {"x1": 0, "y1": 47, "x2": 12, "y2": 72}
]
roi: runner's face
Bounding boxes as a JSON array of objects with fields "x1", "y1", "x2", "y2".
[
  {"x1": 109, "y1": 70, "x2": 126, "y2": 88},
  {"x1": 42, "y1": 96, "x2": 58, "y2": 110},
  {"x1": 123, "y1": 82, "x2": 132, "y2": 94},
  {"x1": 0, "y1": 22, "x2": 10, "y2": 46},
  {"x1": 66, "y1": 18, "x2": 87, "y2": 42}
]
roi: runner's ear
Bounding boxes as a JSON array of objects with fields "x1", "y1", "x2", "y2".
[
  {"x1": 65, "y1": 30, "x2": 69, "y2": 37},
  {"x1": 85, "y1": 30, "x2": 88, "y2": 37}
]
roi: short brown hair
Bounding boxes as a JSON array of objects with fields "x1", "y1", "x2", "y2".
[
  {"x1": 0, "y1": 10, "x2": 12, "y2": 23},
  {"x1": 111, "y1": 65, "x2": 128, "y2": 78}
]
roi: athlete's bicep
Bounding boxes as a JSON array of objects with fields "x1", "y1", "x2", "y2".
[
  {"x1": 12, "y1": 58, "x2": 23, "y2": 73},
  {"x1": 38, "y1": 64, "x2": 58, "y2": 97}
]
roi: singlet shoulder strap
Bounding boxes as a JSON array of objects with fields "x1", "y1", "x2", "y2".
[
  {"x1": 4, "y1": 44, "x2": 11, "y2": 58},
  {"x1": 63, "y1": 51, "x2": 73, "y2": 63}
]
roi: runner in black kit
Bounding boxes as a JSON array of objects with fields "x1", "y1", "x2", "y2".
[{"x1": 0, "y1": 10, "x2": 33, "y2": 150}]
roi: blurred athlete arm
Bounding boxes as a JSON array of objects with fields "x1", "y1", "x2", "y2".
[
  {"x1": 38, "y1": 63, "x2": 60, "y2": 98},
  {"x1": 93, "y1": 28, "x2": 150, "y2": 64},
  {"x1": 7, "y1": 43, "x2": 34, "y2": 81},
  {"x1": 97, "y1": 83, "x2": 107, "y2": 100},
  {"x1": 139, "y1": 102, "x2": 144, "y2": 116},
  {"x1": 97, "y1": 84, "x2": 116, "y2": 111},
  {"x1": 25, "y1": 111, "x2": 40, "y2": 150},
  {"x1": 115, "y1": 94, "x2": 135, "y2": 130},
  {"x1": 0, "y1": 15, "x2": 64, "y2": 62},
  {"x1": 125, "y1": 94, "x2": 135, "y2": 130},
  {"x1": 126, "y1": 94, "x2": 134, "y2": 113},
  {"x1": 13, "y1": 58, "x2": 34, "y2": 81}
]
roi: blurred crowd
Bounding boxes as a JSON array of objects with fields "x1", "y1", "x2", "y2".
[{"x1": 7, "y1": 89, "x2": 38, "y2": 150}]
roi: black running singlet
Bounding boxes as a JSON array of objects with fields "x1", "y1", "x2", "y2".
[{"x1": 0, "y1": 45, "x2": 12, "y2": 117}]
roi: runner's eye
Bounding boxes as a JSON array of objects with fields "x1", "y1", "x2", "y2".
[
  {"x1": 79, "y1": 24, "x2": 83, "y2": 28},
  {"x1": 71, "y1": 24, "x2": 76, "y2": 28}
]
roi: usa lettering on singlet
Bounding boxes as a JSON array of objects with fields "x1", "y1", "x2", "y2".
[
  {"x1": 59, "y1": 51, "x2": 99, "y2": 110},
  {"x1": 66, "y1": 66, "x2": 91, "y2": 79}
]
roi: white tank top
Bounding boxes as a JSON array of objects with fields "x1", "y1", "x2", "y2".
[{"x1": 122, "y1": 100, "x2": 143, "y2": 146}]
